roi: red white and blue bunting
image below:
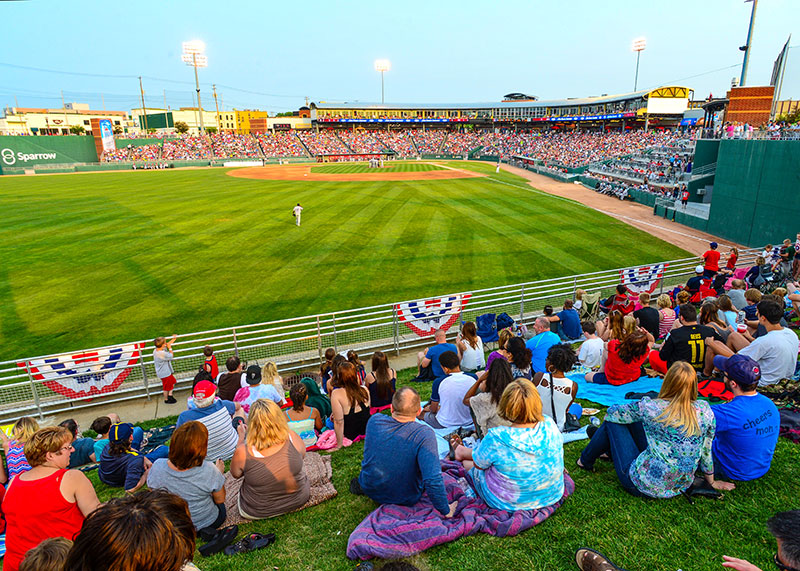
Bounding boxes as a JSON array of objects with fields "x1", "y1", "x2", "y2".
[
  {"x1": 395, "y1": 294, "x2": 471, "y2": 337},
  {"x1": 619, "y1": 263, "x2": 668, "y2": 295},
  {"x1": 19, "y1": 342, "x2": 144, "y2": 400}
]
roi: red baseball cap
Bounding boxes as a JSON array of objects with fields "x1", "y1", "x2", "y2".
[{"x1": 194, "y1": 380, "x2": 216, "y2": 399}]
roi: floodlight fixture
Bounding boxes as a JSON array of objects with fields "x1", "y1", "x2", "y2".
[
  {"x1": 631, "y1": 37, "x2": 646, "y2": 92},
  {"x1": 181, "y1": 40, "x2": 208, "y2": 131},
  {"x1": 374, "y1": 59, "x2": 391, "y2": 104}
]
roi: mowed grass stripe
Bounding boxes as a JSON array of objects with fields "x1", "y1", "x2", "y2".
[
  {"x1": 0, "y1": 167, "x2": 689, "y2": 359},
  {"x1": 310, "y1": 162, "x2": 444, "y2": 174}
]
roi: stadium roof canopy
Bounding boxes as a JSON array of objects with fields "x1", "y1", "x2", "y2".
[{"x1": 311, "y1": 87, "x2": 689, "y2": 110}]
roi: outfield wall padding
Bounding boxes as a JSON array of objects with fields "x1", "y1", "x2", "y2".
[
  {"x1": 0, "y1": 135, "x2": 99, "y2": 168},
  {"x1": 706, "y1": 140, "x2": 800, "y2": 246}
]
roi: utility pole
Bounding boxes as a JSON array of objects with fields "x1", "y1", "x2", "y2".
[
  {"x1": 101, "y1": 93, "x2": 106, "y2": 110},
  {"x1": 213, "y1": 84, "x2": 221, "y2": 133},
  {"x1": 138, "y1": 76, "x2": 149, "y2": 132},
  {"x1": 192, "y1": 53, "x2": 205, "y2": 132}
]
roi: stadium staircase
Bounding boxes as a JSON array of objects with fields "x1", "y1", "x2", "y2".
[
  {"x1": 437, "y1": 133, "x2": 447, "y2": 154},
  {"x1": 335, "y1": 132, "x2": 355, "y2": 154},
  {"x1": 371, "y1": 133, "x2": 392, "y2": 154},
  {"x1": 293, "y1": 132, "x2": 314, "y2": 158}
]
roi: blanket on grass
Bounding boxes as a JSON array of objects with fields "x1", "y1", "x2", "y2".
[
  {"x1": 222, "y1": 451, "x2": 337, "y2": 527},
  {"x1": 568, "y1": 373, "x2": 663, "y2": 407},
  {"x1": 346, "y1": 460, "x2": 574, "y2": 560}
]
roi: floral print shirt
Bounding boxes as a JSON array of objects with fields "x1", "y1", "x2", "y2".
[{"x1": 606, "y1": 397, "x2": 715, "y2": 498}]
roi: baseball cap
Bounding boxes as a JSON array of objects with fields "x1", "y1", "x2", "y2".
[
  {"x1": 245, "y1": 364, "x2": 262, "y2": 385},
  {"x1": 109, "y1": 422, "x2": 133, "y2": 443},
  {"x1": 695, "y1": 265, "x2": 704, "y2": 273},
  {"x1": 194, "y1": 380, "x2": 217, "y2": 399},
  {"x1": 710, "y1": 242, "x2": 718, "y2": 248},
  {"x1": 713, "y1": 354, "x2": 761, "y2": 386}
]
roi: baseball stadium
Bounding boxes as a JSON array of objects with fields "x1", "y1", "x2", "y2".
[{"x1": 0, "y1": 2, "x2": 799, "y2": 571}]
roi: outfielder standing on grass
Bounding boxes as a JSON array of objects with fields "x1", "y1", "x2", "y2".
[
  {"x1": 293, "y1": 203, "x2": 303, "y2": 226},
  {"x1": 153, "y1": 334, "x2": 178, "y2": 404}
]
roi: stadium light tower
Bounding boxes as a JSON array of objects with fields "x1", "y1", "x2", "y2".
[
  {"x1": 182, "y1": 40, "x2": 208, "y2": 132},
  {"x1": 631, "y1": 37, "x2": 646, "y2": 92},
  {"x1": 739, "y1": 0, "x2": 758, "y2": 87},
  {"x1": 374, "y1": 59, "x2": 391, "y2": 104}
]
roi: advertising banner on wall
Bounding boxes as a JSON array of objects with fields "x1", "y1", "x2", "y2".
[{"x1": 98, "y1": 119, "x2": 115, "y2": 152}]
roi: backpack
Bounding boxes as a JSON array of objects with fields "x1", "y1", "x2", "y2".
[{"x1": 697, "y1": 377, "x2": 733, "y2": 403}]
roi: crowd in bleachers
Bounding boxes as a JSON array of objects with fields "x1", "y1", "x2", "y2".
[
  {"x1": 162, "y1": 136, "x2": 212, "y2": 160},
  {"x1": 210, "y1": 133, "x2": 262, "y2": 158},
  {"x1": 372, "y1": 130, "x2": 417, "y2": 155},
  {"x1": 102, "y1": 144, "x2": 162, "y2": 163},
  {"x1": 411, "y1": 130, "x2": 447, "y2": 154},
  {"x1": 336, "y1": 130, "x2": 388, "y2": 154},
  {"x1": 296, "y1": 130, "x2": 351, "y2": 155},
  {"x1": 254, "y1": 132, "x2": 308, "y2": 157},
  {"x1": 441, "y1": 131, "x2": 482, "y2": 154}
]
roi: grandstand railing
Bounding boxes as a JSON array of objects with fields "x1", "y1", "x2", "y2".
[{"x1": 0, "y1": 248, "x2": 762, "y2": 423}]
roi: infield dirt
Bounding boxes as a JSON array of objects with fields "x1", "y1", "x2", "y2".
[{"x1": 227, "y1": 162, "x2": 484, "y2": 182}]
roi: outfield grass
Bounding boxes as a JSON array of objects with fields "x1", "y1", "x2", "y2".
[
  {"x1": 0, "y1": 161, "x2": 689, "y2": 360},
  {"x1": 78, "y1": 367, "x2": 800, "y2": 571},
  {"x1": 310, "y1": 163, "x2": 444, "y2": 174}
]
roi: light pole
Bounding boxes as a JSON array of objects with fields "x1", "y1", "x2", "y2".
[
  {"x1": 739, "y1": 0, "x2": 758, "y2": 87},
  {"x1": 182, "y1": 40, "x2": 207, "y2": 132},
  {"x1": 374, "y1": 59, "x2": 391, "y2": 104},
  {"x1": 631, "y1": 37, "x2": 646, "y2": 92}
]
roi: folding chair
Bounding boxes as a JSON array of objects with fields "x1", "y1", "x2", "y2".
[
  {"x1": 476, "y1": 313, "x2": 499, "y2": 344},
  {"x1": 578, "y1": 292, "x2": 601, "y2": 322}
]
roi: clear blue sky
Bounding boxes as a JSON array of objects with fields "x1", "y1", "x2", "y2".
[{"x1": 1, "y1": 0, "x2": 797, "y2": 114}]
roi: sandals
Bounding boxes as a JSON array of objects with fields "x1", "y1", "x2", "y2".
[
  {"x1": 224, "y1": 532, "x2": 277, "y2": 556},
  {"x1": 198, "y1": 525, "x2": 238, "y2": 557},
  {"x1": 575, "y1": 547, "x2": 628, "y2": 571},
  {"x1": 447, "y1": 433, "x2": 463, "y2": 460}
]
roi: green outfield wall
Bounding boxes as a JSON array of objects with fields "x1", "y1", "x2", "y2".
[
  {"x1": 706, "y1": 140, "x2": 800, "y2": 246},
  {"x1": 0, "y1": 136, "x2": 99, "y2": 171}
]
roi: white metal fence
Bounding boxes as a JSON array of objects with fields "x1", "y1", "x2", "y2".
[{"x1": 0, "y1": 248, "x2": 761, "y2": 423}]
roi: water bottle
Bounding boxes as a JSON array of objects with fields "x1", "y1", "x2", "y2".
[
  {"x1": 456, "y1": 477, "x2": 475, "y2": 499},
  {"x1": 590, "y1": 416, "x2": 601, "y2": 427},
  {"x1": 736, "y1": 311, "x2": 745, "y2": 325}
]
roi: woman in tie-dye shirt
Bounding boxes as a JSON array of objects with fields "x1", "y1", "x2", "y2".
[{"x1": 452, "y1": 379, "x2": 564, "y2": 511}]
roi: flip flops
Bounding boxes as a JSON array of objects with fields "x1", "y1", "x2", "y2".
[
  {"x1": 575, "y1": 547, "x2": 628, "y2": 571},
  {"x1": 198, "y1": 525, "x2": 238, "y2": 557},
  {"x1": 447, "y1": 433, "x2": 463, "y2": 461},
  {"x1": 224, "y1": 532, "x2": 277, "y2": 556}
]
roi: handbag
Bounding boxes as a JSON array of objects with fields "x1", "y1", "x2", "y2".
[{"x1": 547, "y1": 373, "x2": 581, "y2": 433}]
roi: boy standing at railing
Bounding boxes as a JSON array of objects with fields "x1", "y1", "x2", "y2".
[{"x1": 154, "y1": 335, "x2": 178, "y2": 405}]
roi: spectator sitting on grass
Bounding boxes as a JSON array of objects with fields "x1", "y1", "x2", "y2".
[
  {"x1": 90, "y1": 413, "x2": 147, "y2": 462},
  {"x1": 57, "y1": 419, "x2": 96, "y2": 468},
  {"x1": 234, "y1": 364, "x2": 284, "y2": 413},
  {"x1": 656, "y1": 293, "x2": 676, "y2": 338},
  {"x1": 526, "y1": 316, "x2": 561, "y2": 373},
  {"x1": 98, "y1": 423, "x2": 168, "y2": 493},
  {"x1": 352, "y1": 387, "x2": 456, "y2": 518},
  {"x1": 727, "y1": 279, "x2": 748, "y2": 310},
  {"x1": 1, "y1": 416, "x2": 39, "y2": 481},
  {"x1": 586, "y1": 329, "x2": 653, "y2": 385},
  {"x1": 330, "y1": 362, "x2": 371, "y2": 448},
  {"x1": 578, "y1": 362, "x2": 721, "y2": 498},
  {"x1": 703, "y1": 299, "x2": 799, "y2": 386},
  {"x1": 217, "y1": 356, "x2": 246, "y2": 402},
  {"x1": 177, "y1": 381, "x2": 246, "y2": 462},
  {"x1": 18, "y1": 537, "x2": 72, "y2": 571},
  {"x1": 684, "y1": 265, "x2": 707, "y2": 298},
  {"x1": 286, "y1": 382, "x2": 324, "y2": 447},
  {"x1": 721, "y1": 510, "x2": 800, "y2": 571},
  {"x1": 462, "y1": 358, "x2": 514, "y2": 438},
  {"x1": 533, "y1": 344, "x2": 579, "y2": 431},
  {"x1": 596, "y1": 310, "x2": 626, "y2": 342},
  {"x1": 649, "y1": 304, "x2": 722, "y2": 375},
  {"x1": 578, "y1": 321, "x2": 604, "y2": 370},
  {"x1": 420, "y1": 351, "x2": 475, "y2": 430},
  {"x1": 506, "y1": 336, "x2": 533, "y2": 380},
  {"x1": 709, "y1": 354, "x2": 779, "y2": 486},
  {"x1": 418, "y1": 329, "x2": 458, "y2": 383},
  {"x1": 545, "y1": 299, "x2": 583, "y2": 341},
  {"x1": 633, "y1": 293, "x2": 660, "y2": 340}
]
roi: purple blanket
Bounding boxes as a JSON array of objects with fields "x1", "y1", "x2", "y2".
[{"x1": 347, "y1": 460, "x2": 575, "y2": 560}]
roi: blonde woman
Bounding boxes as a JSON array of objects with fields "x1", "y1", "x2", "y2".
[
  {"x1": 261, "y1": 361, "x2": 285, "y2": 399},
  {"x1": 1, "y1": 417, "x2": 39, "y2": 481},
  {"x1": 656, "y1": 294, "x2": 676, "y2": 338},
  {"x1": 452, "y1": 379, "x2": 564, "y2": 511},
  {"x1": 230, "y1": 399, "x2": 309, "y2": 519},
  {"x1": 577, "y1": 362, "x2": 722, "y2": 498}
]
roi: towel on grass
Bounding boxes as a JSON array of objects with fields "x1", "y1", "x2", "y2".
[
  {"x1": 346, "y1": 459, "x2": 574, "y2": 560},
  {"x1": 568, "y1": 373, "x2": 663, "y2": 407},
  {"x1": 222, "y1": 451, "x2": 337, "y2": 527}
]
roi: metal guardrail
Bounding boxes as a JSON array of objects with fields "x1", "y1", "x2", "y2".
[{"x1": 0, "y1": 248, "x2": 762, "y2": 423}]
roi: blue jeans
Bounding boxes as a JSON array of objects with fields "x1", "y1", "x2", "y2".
[
  {"x1": 144, "y1": 445, "x2": 170, "y2": 462},
  {"x1": 131, "y1": 426, "x2": 145, "y2": 450},
  {"x1": 580, "y1": 421, "x2": 647, "y2": 497}
]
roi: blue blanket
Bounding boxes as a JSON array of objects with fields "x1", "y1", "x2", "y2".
[{"x1": 568, "y1": 373, "x2": 663, "y2": 407}]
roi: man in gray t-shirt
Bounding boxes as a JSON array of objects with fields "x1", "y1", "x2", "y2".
[{"x1": 147, "y1": 456, "x2": 226, "y2": 530}]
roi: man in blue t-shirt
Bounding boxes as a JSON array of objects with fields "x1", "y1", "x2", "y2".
[
  {"x1": 710, "y1": 354, "x2": 780, "y2": 483},
  {"x1": 352, "y1": 387, "x2": 455, "y2": 518},
  {"x1": 525, "y1": 317, "x2": 561, "y2": 373},
  {"x1": 418, "y1": 329, "x2": 457, "y2": 382},
  {"x1": 545, "y1": 299, "x2": 583, "y2": 341}
]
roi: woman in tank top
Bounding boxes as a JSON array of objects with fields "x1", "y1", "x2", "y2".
[
  {"x1": 3, "y1": 426, "x2": 100, "y2": 571},
  {"x1": 285, "y1": 383, "x2": 323, "y2": 447},
  {"x1": 456, "y1": 321, "x2": 485, "y2": 373},
  {"x1": 330, "y1": 362, "x2": 371, "y2": 449},
  {"x1": 532, "y1": 344, "x2": 579, "y2": 432},
  {"x1": 230, "y1": 399, "x2": 310, "y2": 520},
  {"x1": 364, "y1": 351, "x2": 396, "y2": 411},
  {"x1": 506, "y1": 337, "x2": 533, "y2": 380},
  {"x1": 656, "y1": 294, "x2": 676, "y2": 338}
]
